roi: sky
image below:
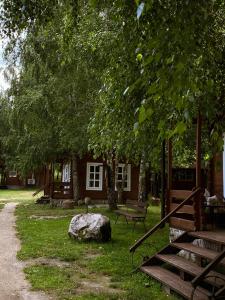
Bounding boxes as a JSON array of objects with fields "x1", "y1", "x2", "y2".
[{"x1": 0, "y1": 39, "x2": 10, "y2": 92}]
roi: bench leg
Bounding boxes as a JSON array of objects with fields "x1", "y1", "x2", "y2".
[
  {"x1": 125, "y1": 216, "x2": 129, "y2": 225},
  {"x1": 115, "y1": 215, "x2": 119, "y2": 224},
  {"x1": 132, "y1": 221, "x2": 137, "y2": 232},
  {"x1": 143, "y1": 220, "x2": 146, "y2": 232}
]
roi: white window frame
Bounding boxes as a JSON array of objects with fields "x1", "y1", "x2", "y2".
[
  {"x1": 27, "y1": 173, "x2": 35, "y2": 185},
  {"x1": 86, "y1": 162, "x2": 103, "y2": 191},
  {"x1": 9, "y1": 171, "x2": 17, "y2": 178},
  {"x1": 62, "y1": 163, "x2": 71, "y2": 183},
  {"x1": 115, "y1": 164, "x2": 131, "y2": 192}
]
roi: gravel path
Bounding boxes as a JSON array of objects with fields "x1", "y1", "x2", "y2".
[{"x1": 0, "y1": 203, "x2": 50, "y2": 300}]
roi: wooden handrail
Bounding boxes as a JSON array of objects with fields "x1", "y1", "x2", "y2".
[
  {"x1": 32, "y1": 184, "x2": 48, "y2": 196},
  {"x1": 129, "y1": 187, "x2": 201, "y2": 253},
  {"x1": 192, "y1": 248, "x2": 225, "y2": 288}
]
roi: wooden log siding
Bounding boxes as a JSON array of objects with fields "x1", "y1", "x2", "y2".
[
  {"x1": 130, "y1": 188, "x2": 201, "y2": 253},
  {"x1": 170, "y1": 203, "x2": 195, "y2": 215},
  {"x1": 168, "y1": 189, "x2": 203, "y2": 231},
  {"x1": 52, "y1": 182, "x2": 73, "y2": 199},
  {"x1": 46, "y1": 154, "x2": 140, "y2": 201},
  {"x1": 170, "y1": 189, "x2": 192, "y2": 200}
]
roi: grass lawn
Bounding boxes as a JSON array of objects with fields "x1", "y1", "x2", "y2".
[{"x1": 0, "y1": 189, "x2": 179, "y2": 300}]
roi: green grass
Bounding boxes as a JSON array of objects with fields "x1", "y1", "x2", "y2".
[
  {"x1": 0, "y1": 188, "x2": 41, "y2": 203},
  {"x1": 1, "y1": 189, "x2": 179, "y2": 300}
]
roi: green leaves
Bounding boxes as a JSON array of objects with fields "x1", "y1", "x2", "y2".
[
  {"x1": 2, "y1": 0, "x2": 225, "y2": 171},
  {"x1": 138, "y1": 106, "x2": 153, "y2": 124},
  {"x1": 173, "y1": 121, "x2": 187, "y2": 135}
]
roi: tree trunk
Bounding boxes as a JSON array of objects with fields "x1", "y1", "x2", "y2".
[
  {"x1": 44, "y1": 163, "x2": 51, "y2": 196},
  {"x1": 106, "y1": 156, "x2": 117, "y2": 210},
  {"x1": 115, "y1": 159, "x2": 127, "y2": 204},
  {"x1": 49, "y1": 162, "x2": 53, "y2": 199},
  {"x1": 138, "y1": 156, "x2": 147, "y2": 202},
  {"x1": 72, "y1": 154, "x2": 79, "y2": 204}
]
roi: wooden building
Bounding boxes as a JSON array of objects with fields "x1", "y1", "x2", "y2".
[
  {"x1": 130, "y1": 115, "x2": 225, "y2": 300},
  {"x1": 44, "y1": 154, "x2": 140, "y2": 202},
  {"x1": 0, "y1": 160, "x2": 45, "y2": 189}
]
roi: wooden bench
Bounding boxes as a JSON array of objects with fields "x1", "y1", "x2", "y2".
[{"x1": 115, "y1": 201, "x2": 149, "y2": 231}]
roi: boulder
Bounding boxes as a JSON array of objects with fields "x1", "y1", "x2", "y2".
[
  {"x1": 35, "y1": 196, "x2": 50, "y2": 204},
  {"x1": 62, "y1": 200, "x2": 75, "y2": 209},
  {"x1": 77, "y1": 199, "x2": 84, "y2": 206},
  {"x1": 84, "y1": 197, "x2": 92, "y2": 205},
  {"x1": 68, "y1": 213, "x2": 111, "y2": 242}
]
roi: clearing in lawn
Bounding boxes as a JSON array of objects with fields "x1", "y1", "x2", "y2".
[{"x1": 0, "y1": 189, "x2": 179, "y2": 300}]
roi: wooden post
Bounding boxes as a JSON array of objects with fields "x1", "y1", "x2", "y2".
[
  {"x1": 72, "y1": 154, "x2": 79, "y2": 204},
  {"x1": 44, "y1": 164, "x2": 50, "y2": 196},
  {"x1": 195, "y1": 112, "x2": 203, "y2": 230},
  {"x1": 49, "y1": 163, "x2": 53, "y2": 199},
  {"x1": 161, "y1": 140, "x2": 166, "y2": 222},
  {"x1": 167, "y1": 139, "x2": 172, "y2": 190},
  {"x1": 196, "y1": 113, "x2": 202, "y2": 188},
  {"x1": 167, "y1": 139, "x2": 172, "y2": 214}
]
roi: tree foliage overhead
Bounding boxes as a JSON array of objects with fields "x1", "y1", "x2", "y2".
[{"x1": 1, "y1": 0, "x2": 225, "y2": 173}]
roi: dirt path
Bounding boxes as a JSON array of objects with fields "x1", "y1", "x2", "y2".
[{"x1": 0, "y1": 203, "x2": 50, "y2": 300}]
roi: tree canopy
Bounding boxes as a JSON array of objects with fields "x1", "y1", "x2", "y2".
[{"x1": 1, "y1": 0, "x2": 225, "y2": 173}]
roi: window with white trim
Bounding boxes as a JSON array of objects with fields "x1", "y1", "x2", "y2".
[
  {"x1": 115, "y1": 164, "x2": 131, "y2": 192},
  {"x1": 9, "y1": 171, "x2": 17, "y2": 178},
  {"x1": 86, "y1": 163, "x2": 103, "y2": 191},
  {"x1": 27, "y1": 173, "x2": 35, "y2": 185}
]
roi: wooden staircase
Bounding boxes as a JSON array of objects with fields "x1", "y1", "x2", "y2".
[
  {"x1": 140, "y1": 230, "x2": 225, "y2": 299},
  {"x1": 130, "y1": 189, "x2": 225, "y2": 300}
]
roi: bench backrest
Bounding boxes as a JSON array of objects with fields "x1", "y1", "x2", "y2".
[{"x1": 126, "y1": 201, "x2": 149, "y2": 215}]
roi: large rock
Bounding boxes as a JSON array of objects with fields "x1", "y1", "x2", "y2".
[
  {"x1": 68, "y1": 213, "x2": 111, "y2": 242},
  {"x1": 62, "y1": 200, "x2": 75, "y2": 209}
]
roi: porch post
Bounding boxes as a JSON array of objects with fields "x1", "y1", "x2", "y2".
[
  {"x1": 196, "y1": 113, "x2": 202, "y2": 188},
  {"x1": 49, "y1": 163, "x2": 53, "y2": 198},
  {"x1": 167, "y1": 139, "x2": 172, "y2": 215},
  {"x1": 161, "y1": 140, "x2": 166, "y2": 221},
  {"x1": 223, "y1": 134, "x2": 225, "y2": 198}
]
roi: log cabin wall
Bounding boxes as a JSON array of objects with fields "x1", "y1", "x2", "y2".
[
  {"x1": 212, "y1": 153, "x2": 223, "y2": 196},
  {"x1": 6, "y1": 172, "x2": 22, "y2": 186},
  {"x1": 78, "y1": 154, "x2": 140, "y2": 201},
  {"x1": 78, "y1": 154, "x2": 107, "y2": 200}
]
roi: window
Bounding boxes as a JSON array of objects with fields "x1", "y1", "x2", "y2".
[
  {"x1": 86, "y1": 163, "x2": 103, "y2": 191},
  {"x1": 115, "y1": 164, "x2": 131, "y2": 192},
  {"x1": 27, "y1": 173, "x2": 35, "y2": 185},
  {"x1": 9, "y1": 171, "x2": 17, "y2": 178},
  {"x1": 62, "y1": 163, "x2": 71, "y2": 182}
]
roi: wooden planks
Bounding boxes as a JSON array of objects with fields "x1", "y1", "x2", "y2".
[
  {"x1": 138, "y1": 228, "x2": 225, "y2": 299},
  {"x1": 170, "y1": 203, "x2": 195, "y2": 215},
  {"x1": 170, "y1": 189, "x2": 192, "y2": 200},
  {"x1": 189, "y1": 230, "x2": 225, "y2": 245},
  {"x1": 170, "y1": 217, "x2": 196, "y2": 231},
  {"x1": 172, "y1": 242, "x2": 225, "y2": 266},
  {"x1": 140, "y1": 265, "x2": 210, "y2": 300},
  {"x1": 156, "y1": 254, "x2": 225, "y2": 288}
]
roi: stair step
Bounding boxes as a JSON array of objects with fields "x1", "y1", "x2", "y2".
[
  {"x1": 189, "y1": 230, "x2": 225, "y2": 245},
  {"x1": 170, "y1": 217, "x2": 196, "y2": 231},
  {"x1": 140, "y1": 265, "x2": 210, "y2": 300},
  {"x1": 156, "y1": 254, "x2": 225, "y2": 288},
  {"x1": 172, "y1": 242, "x2": 225, "y2": 266}
]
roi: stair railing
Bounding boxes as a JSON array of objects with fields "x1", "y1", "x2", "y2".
[
  {"x1": 130, "y1": 187, "x2": 201, "y2": 253},
  {"x1": 32, "y1": 184, "x2": 48, "y2": 197},
  {"x1": 191, "y1": 248, "x2": 225, "y2": 300}
]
